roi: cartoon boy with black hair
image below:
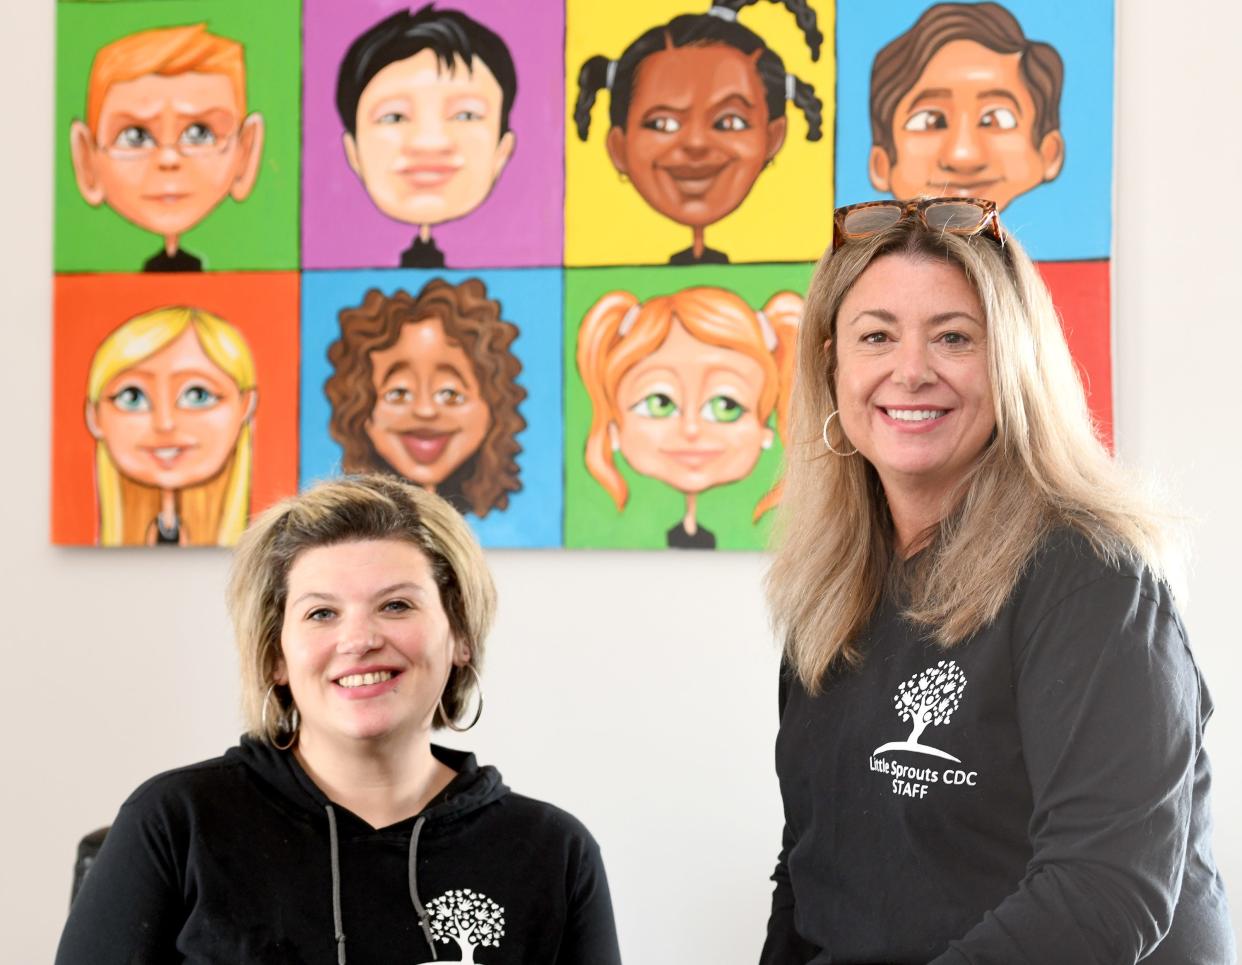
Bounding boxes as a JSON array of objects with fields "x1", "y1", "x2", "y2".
[
  {"x1": 336, "y1": 5, "x2": 517, "y2": 268},
  {"x1": 868, "y1": 2, "x2": 1064, "y2": 211}
]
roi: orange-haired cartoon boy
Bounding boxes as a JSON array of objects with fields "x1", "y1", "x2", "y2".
[{"x1": 70, "y1": 23, "x2": 265, "y2": 272}]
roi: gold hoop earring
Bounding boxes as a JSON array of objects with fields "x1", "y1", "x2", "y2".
[
  {"x1": 439, "y1": 663, "x2": 484, "y2": 733},
  {"x1": 262, "y1": 683, "x2": 299, "y2": 750},
  {"x1": 822, "y1": 410, "x2": 858, "y2": 456}
]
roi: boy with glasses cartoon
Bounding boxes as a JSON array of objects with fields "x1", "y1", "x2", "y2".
[{"x1": 69, "y1": 23, "x2": 265, "y2": 272}]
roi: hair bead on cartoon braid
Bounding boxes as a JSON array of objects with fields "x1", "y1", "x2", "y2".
[{"x1": 788, "y1": 73, "x2": 823, "y2": 141}]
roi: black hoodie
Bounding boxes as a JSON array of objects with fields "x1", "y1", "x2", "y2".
[{"x1": 56, "y1": 738, "x2": 621, "y2": 964}]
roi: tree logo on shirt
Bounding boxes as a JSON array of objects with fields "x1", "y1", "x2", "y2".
[
  {"x1": 873, "y1": 660, "x2": 967, "y2": 762},
  {"x1": 421, "y1": 888, "x2": 505, "y2": 963}
]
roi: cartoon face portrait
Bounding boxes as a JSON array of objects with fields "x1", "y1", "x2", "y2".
[
  {"x1": 85, "y1": 307, "x2": 257, "y2": 545},
  {"x1": 336, "y1": 7, "x2": 517, "y2": 269},
  {"x1": 69, "y1": 24, "x2": 265, "y2": 272},
  {"x1": 577, "y1": 286, "x2": 801, "y2": 549},
  {"x1": 575, "y1": 1, "x2": 823, "y2": 266},
  {"x1": 325, "y1": 279, "x2": 526, "y2": 518},
  {"x1": 868, "y1": 3, "x2": 1064, "y2": 211}
]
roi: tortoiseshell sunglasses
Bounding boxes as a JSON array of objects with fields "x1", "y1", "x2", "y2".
[{"x1": 832, "y1": 197, "x2": 1004, "y2": 251}]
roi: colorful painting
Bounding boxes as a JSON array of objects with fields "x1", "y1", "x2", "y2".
[{"x1": 52, "y1": 0, "x2": 1116, "y2": 549}]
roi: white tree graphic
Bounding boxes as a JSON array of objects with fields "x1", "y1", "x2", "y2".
[
  {"x1": 872, "y1": 660, "x2": 966, "y2": 761},
  {"x1": 423, "y1": 889, "x2": 505, "y2": 964}
]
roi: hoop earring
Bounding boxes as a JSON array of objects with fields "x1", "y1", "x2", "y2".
[
  {"x1": 822, "y1": 410, "x2": 858, "y2": 456},
  {"x1": 262, "y1": 683, "x2": 299, "y2": 751},
  {"x1": 439, "y1": 663, "x2": 484, "y2": 733}
]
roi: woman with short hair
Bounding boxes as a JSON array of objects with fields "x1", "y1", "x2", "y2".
[
  {"x1": 58, "y1": 474, "x2": 622, "y2": 964},
  {"x1": 761, "y1": 199, "x2": 1233, "y2": 963}
]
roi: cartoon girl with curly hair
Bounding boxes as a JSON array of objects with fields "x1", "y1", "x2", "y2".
[
  {"x1": 325, "y1": 278, "x2": 526, "y2": 518},
  {"x1": 575, "y1": 0, "x2": 824, "y2": 265}
]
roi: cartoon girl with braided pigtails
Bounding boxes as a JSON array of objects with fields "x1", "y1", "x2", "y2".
[{"x1": 574, "y1": 0, "x2": 824, "y2": 265}]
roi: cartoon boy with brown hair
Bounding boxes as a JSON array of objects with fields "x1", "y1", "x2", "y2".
[
  {"x1": 868, "y1": 2, "x2": 1064, "y2": 211},
  {"x1": 70, "y1": 23, "x2": 265, "y2": 272}
]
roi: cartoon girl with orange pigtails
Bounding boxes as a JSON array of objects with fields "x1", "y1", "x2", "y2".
[{"x1": 576, "y1": 286, "x2": 801, "y2": 548}]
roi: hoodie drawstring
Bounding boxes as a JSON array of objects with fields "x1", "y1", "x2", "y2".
[
  {"x1": 325, "y1": 805, "x2": 347, "y2": 964},
  {"x1": 409, "y1": 815, "x2": 437, "y2": 959}
]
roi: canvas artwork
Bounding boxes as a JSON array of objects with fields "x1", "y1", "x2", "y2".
[{"x1": 52, "y1": 0, "x2": 1115, "y2": 550}]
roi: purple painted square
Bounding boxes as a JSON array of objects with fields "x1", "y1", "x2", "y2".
[{"x1": 302, "y1": 0, "x2": 565, "y2": 269}]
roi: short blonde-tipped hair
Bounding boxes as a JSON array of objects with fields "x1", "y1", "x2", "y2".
[
  {"x1": 85, "y1": 23, "x2": 247, "y2": 133},
  {"x1": 228, "y1": 474, "x2": 496, "y2": 743}
]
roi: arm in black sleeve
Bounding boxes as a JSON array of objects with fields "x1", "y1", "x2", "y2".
[
  {"x1": 760, "y1": 665, "x2": 819, "y2": 965},
  {"x1": 557, "y1": 829, "x2": 622, "y2": 965},
  {"x1": 55, "y1": 789, "x2": 185, "y2": 964},
  {"x1": 929, "y1": 574, "x2": 1202, "y2": 964}
]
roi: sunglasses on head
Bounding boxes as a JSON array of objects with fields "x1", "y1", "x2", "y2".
[{"x1": 832, "y1": 197, "x2": 1004, "y2": 251}]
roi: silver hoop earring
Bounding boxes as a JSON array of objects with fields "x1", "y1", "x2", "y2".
[
  {"x1": 822, "y1": 410, "x2": 858, "y2": 456},
  {"x1": 439, "y1": 663, "x2": 484, "y2": 733},
  {"x1": 262, "y1": 683, "x2": 299, "y2": 751}
]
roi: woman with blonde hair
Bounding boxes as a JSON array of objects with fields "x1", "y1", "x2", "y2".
[
  {"x1": 577, "y1": 285, "x2": 800, "y2": 548},
  {"x1": 761, "y1": 199, "x2": 1233, "y2": 963},
  {"x1": 57, "y1": 474, "x2": 622, "y2": 964},
  {"x1": 85, "y1": 305, "x2": 256, "y2": 545}
]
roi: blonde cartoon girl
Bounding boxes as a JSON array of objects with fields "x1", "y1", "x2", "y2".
[
  {"x1": 577, "y1": 286, "x2": 800, "y2": 548},
  {"x1": 85, "y1": 306, "x2": 257, "y2": 546}
]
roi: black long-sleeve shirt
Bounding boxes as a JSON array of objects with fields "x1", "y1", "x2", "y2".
[
  {"x1": 762, "y1": 530, "x2": 1234, "y2": 964},
  {"x1": 57, "y1": 739, "x2": 621, "y2": 964}
]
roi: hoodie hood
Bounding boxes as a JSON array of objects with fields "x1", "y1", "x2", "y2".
[
  {"x1": 224, "y1": 736, "x2": 509, "y2": 964},
  {"x1": 225, "y1": 735, "x2": 508, "y2": 829}
]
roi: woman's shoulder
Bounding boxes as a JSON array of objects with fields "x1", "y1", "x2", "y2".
[
  {"x1": 1020, "y1": 525, "x2": 1173, "y2": 612},
  {"x1": 492, "y1": 791, "x2": 601, "y2": 845},
  {"x1": 119, "y1": 746, "x2": 258, "y2": 820}
]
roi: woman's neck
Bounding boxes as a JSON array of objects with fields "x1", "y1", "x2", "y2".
[
  {"x1": 294, "y1": 731, "x2": 456, "y2": 829},
  {"x1": 884, "y1": 483, "x2": 951, "y2": 558}
]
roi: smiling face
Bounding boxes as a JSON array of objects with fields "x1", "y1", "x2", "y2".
[
  {"x1": 869, "y1": 40, "x2": 1063, "y2": 211},
  {"x1": 614, "y1": 319, "x2": 772, "y2": 496},
  {"x1": 87, "y1": 325, "x2": 254, "y2": 493},
  {"x1": 344, "y1": 49, "x2": 515, "y2": 229},
  {"x1": 606, "y1": 45, "x2": 787, "y2": 230},
  {"x1": 277, "y1": 539, "x2": 463, "y2": 751},
  {"x1": 833, "y1": 253, "x2": 995, "y2": 506},
  {"x1": 365, "y1": 318, "x2": 492, "y2": 489},
  {"x1": 72, "y1": 71, "x2": 261, "y2": 239}
]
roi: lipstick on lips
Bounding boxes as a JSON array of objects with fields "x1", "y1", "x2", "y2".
[{"x1": 399, "y1": 428, "x2": 455, "y2": 465}]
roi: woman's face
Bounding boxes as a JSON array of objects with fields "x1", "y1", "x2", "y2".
[
  {"x1": 833, "y1": 253, "x2": 995, "y2": 503},
  {"x1": 614, "y1": 319, "x2": 772, "y2": 496},
  {"x1": 364, "y1": 318, "x2": 492, "y2": 490},
  {"x1": 87, "y1": 326, "x2": 254, "y2": 492},
  {"x1": 606, "y1": 45, "x2": 787, "y2": 230},
  {"x1": 277, "y1": 538, "x2": 463, "y2": 750}
]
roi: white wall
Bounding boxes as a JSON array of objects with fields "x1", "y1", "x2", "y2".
[{"x1": 2, "y1": 3, "x2": 1239, "y2": 962}]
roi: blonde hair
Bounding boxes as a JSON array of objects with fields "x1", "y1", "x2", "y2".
[
  {"x1": 85, "y1": 23, "x2": 247, "y2": 133},
  {"x1": 576, "y1": 286, "x2": 801, "y2": 521},
  {"x1": 228, "y1": 474, "x2": 496, "y2": 743},
  {"x1": 86, "y1": 306, "x2": 256, "y2": 546},
  {"x1": 767, "y1": 222, "x2": 1169, "y2": 692}
]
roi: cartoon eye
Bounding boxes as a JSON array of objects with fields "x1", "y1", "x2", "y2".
[
  {"x1": 979, "y1": 107, "x2": 1018, "y2": 130},
  {"x1": 450, "y1": 109, "x2": 484, "y2": 122},
  {"x1": 383, "y1": 387, "x2": 413, "y2": 405},
  {"x1": 113, "y1": 126, "x2": 156, "y2": 150},
  {"x1": 630, "y1": 392, "x2": 678, "y2": 418},
  {"x1": 701, "y1": 395, "x2": 745, "y2": 423},
  {"x1": 713, "y1": 113, "x2": 750, "y2": 132},
  {"x1": 377, "y1": 112, "x2": 408, "y2": 125},
  {"x1": 433, "y1": 387, "x2": 466, "y2": 406},
  {"x1": 903, "y1": 110, "x2": 948, "y2": 132},
  {"x1": 642, "y1": 115, "x2": 681, "y2": 134},
  {"x1": 109, "y1": 385, "x2": 150, "y2": 412},
  {"x1": 177, "y1": 384, "x2": 220, "y2": 409},
  {"x1": 179, "y1": 122, "x2": 217, "y2": 147}
]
